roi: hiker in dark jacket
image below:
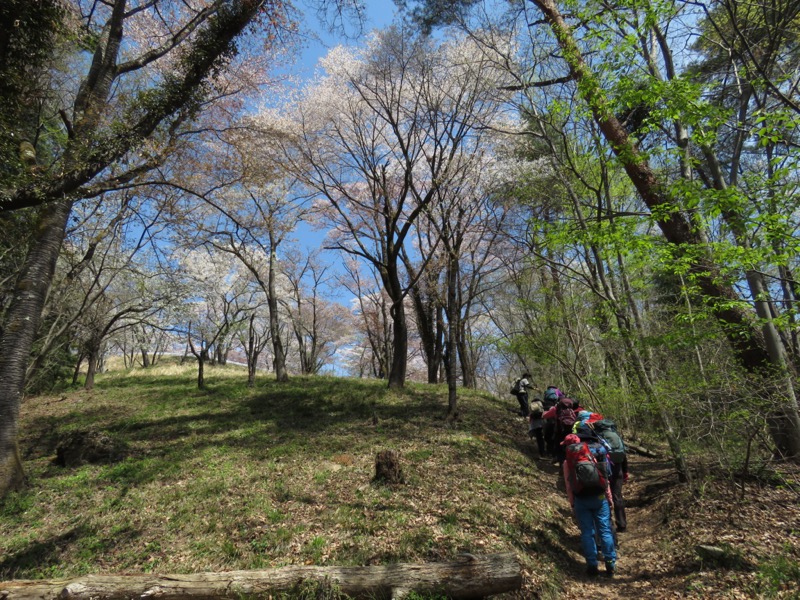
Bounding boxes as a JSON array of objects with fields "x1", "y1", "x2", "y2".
[
  {"x1": 527, "y1": 396, "x2": 545, "y2": 457},
  {"x1": 541, "y1": 386, "x2": 560, "y2": 457},
  {"x1": 609, "y1": 454, "x2": 629, "y2": 532}
]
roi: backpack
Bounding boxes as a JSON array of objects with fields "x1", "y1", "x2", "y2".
[
  {"x1": 592, "y1": 419, "x2": 627, "y2": 463},
  {"x1": 529, "y1": 400, "x2": 544, "y2": 419},
  {"x1": 543, "y1": 387, "x2": 560, "y2": 408},
  {"x1": 510, "y1": 378, "x2": 521, "y2": 395},
  {"x1": 556, "y1": 396, "x2": 577, "y2": 434},
  {"x1": 573, "y1": 411, "x2": 603, "y2": 433},
  {"x1": 566, "y1": 442, "x2": 608, "y2": 496}
]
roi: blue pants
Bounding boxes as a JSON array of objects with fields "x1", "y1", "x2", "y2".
[{"x1": 573, "y1": 494, "x2": 616, "y2": 567}]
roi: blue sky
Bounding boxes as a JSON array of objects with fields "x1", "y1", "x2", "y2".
[{"x1": 296, "y1": 0, "x2": 401, "y2": 78}]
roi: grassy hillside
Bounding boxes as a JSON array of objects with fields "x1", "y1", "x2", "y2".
[
  {"x1": 3, "y1": 362, "x2": 799, "y2": 599},
  {"x1": 2, "y1": 362, "x2": 561, "y2": 596}
]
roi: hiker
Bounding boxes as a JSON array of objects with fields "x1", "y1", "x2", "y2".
[
  {"x1": 542, "y1": 385, "x2": 560, "y2": 410},
  {"x1": 609, "y1": 452, "x2": 629, "y2": 532},
  {"x1": 554, "y1": 394, "x2": 583, "y2": 465},
  {"x1": 572, "y1": 410, "x2": 603, "y2": 433},
  {"x1": 591, "y1": 419, "x2": 629, "y2": 533},
  {"x1": 528, "y1": 396, "x2": 545, "y2": 457},
  {"x1": 562, "y1": 433, "x2": 617, "y2": 578},
  {"x1": 511, "y1": 372, "x2": 533, "y2": 417},
  {"x1": 542, "y1": 404, "x2": 557, "y2": 458},
  {"x1": 541, "y1": 386, "x2": 560, "y2": 457}
]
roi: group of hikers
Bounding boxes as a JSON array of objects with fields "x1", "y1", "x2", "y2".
[{"x1": 510, "y1": 373, "x2": 630, "y2": 579}]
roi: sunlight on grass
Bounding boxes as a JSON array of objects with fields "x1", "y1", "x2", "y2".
[{"x1": 5, "y1": 361, "x2": 562, "y2": 595}]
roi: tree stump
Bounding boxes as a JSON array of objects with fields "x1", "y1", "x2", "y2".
[
  {"x1": 55, "y1": 431, "x2": 127, "y2": 467},
  {"x1": 374, "y1": 450, "x2": 404, "y2": 484}
]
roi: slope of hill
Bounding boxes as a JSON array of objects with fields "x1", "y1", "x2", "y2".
[{"x1": 2, "y1": 363, "x2": 799, "y2": 598}]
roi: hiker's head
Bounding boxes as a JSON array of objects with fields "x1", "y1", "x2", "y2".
[
  {"x1": 523, "y1": 372, "x2": 531, "y2": 378},
  {"x1": 572, "y1": 399, "x2": 580, "y2": 409}
]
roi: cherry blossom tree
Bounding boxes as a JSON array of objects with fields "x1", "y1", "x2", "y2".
[
  {"x1": 260, "y1": 26, "x2": 515, "y2": 388},
  {"x1": 176, "y1": 246, "x2": 254, "y2": 389},
  {"x1": 282, "y1": 247, "x2": 350, "y2": 375}
]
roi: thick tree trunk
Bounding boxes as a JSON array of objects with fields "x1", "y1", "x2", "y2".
[
  {"x1": 458, "y1": 323, "x2": 477, "y2": 389},
  {"x1": 0, "y1": 198, "x2": 73, "y2": 496},
  {"x1": 387, "y1": 297, "x2": 408, "y2": 389},
  {"x1": 84, "y1": 346, "x2": 99, "y2": 391},
  {"x1": 0, "y1": 554, "x2": 521, "y2": 600},
  {"x1": 385, "y1": 264, "x2": 408, "y2": 389}
]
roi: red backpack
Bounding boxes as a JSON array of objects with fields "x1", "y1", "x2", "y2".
[{"x1": 565, "y1": 442, "x2": 608, "y2": 496}]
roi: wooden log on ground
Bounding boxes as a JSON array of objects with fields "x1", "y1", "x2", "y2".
[
  {"x1": 626, "y1": 441, "x2": 659, "y2": 458},
  {"x1": 0, "y1": 553, "x2": 521, "y2": 600}
]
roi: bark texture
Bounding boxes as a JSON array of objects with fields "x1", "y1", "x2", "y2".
[{"x1": 0, "y1": 554, "x2": 522, "y2": 600}]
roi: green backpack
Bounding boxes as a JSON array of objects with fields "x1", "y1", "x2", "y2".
[{"x1": 592, "y1": 419, "x2": 627, "y2": 463}]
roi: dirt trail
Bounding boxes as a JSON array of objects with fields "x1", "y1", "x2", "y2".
[
  {"x1": 560, "y1": 457, "x2": 686, "y2": 599},
  {"x1": 527, "y1": 452, "x2": 691, "y2": 600}
]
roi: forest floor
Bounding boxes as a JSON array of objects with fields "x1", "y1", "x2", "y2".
[{"x1": 2, "y1": 364, "x2": 800, "y2": 599}]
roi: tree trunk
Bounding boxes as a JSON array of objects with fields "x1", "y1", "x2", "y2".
[
  {"x1": 458, "y1": 320, "x2": 477, "y2": 389},
  {"x1": 0, "y1": 554, "x2": 521, "y2": 600},
  {"x1": 445, "y1": 252, "x2": 459, "y2": 417},
  {"x1": 267, "y1": 247, "x2": 288, "y2": 383},
  {"x1": 0, "y1": 198, "x2": 73, "y2": 497},
  {"x1": 84, "y1": 345, "x2": 99, "y2": 391},
  {"x1": 72, "y1": 352, "x2": 85, "y2": 386},
  {"x1": 385, "y1": 263, "x2": 408, "y2": 389},
  {"x1": 197, "y1": 352, "x2": 205, "y2": 390},
  {"x1": 387, "y1": 296, "x2": 408, "y2": 389},
  {"x1": 246, "y1": 314, "x2": 257, "y2": 387},
  {"x1": 408, "y1": 283, "x2": 440, "y2": 384}
]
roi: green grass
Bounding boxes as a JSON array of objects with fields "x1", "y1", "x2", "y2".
[{"x1": 3, "y1": 360, "x2": 561, "y2": 597}]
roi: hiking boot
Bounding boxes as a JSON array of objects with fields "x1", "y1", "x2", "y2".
[
  {"x1": 586, "y1": 565, "x2": 599, "y2": 577},
  {"x1": 616, "y1": 526, "x2": 627, "y2": 533},
  {"x1": 605, "y1": 560, "x2": 616, "y2": 578}
]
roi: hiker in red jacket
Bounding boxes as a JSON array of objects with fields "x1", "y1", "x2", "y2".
[{"x1": 562, "y1": 433, "x2": 617, "y2": 578}]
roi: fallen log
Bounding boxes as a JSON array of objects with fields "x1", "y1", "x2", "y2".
[
  {"x1": 626, "y1": 441, "x2": 659, "y2": 458},
  {"x1": 0, "y1": 553, "x2": 521, "y2": 600}
]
